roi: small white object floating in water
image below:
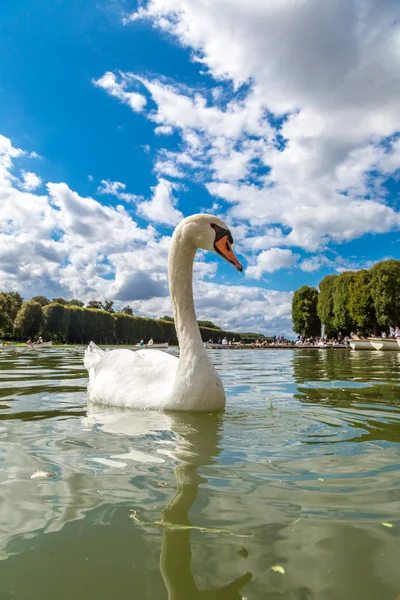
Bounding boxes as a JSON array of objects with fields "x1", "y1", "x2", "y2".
[
  {"x1": 30, "y1": 470, "x2": 57, "y2": 480},
  {"x1": 271, "y1": 565, "x2": 286, "y2": 574}
]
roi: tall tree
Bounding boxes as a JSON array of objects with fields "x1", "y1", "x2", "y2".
[
  {"x1": 370, "y1": 260, "x2": 400, "y2": 328},
  {"x1": 317, "y1": 275, "x2": 337, "y2": 338},
  {"x1": 14, "y1": 302, "x2": 44, "y2": 339},
  {"x1": 103, "y1": 300, "x2": 115, "y2": 313},
  {"x1": 87, "y1": 300, "x2": 103, "y2": 310},
  {"x1": 121, "y1": 305, "x2": 133, "y2": 316},
  {"x1": 292, "y1": 286, "x2": 321, "y2": 337},
  {"x1": 0, "y1": 313, "x2": 13, "y2": 338},
  {"x1": 0, "y1": 291, "x2": 23, "y2": 321},
  {"x1": 68, "y1": 298, "x2": 84, "y2": 307},
  {"x1": 348, "y1": 270, "x2": 376, "y2": 334},
  {"x1": 161, "y1": 315, "x2": 174, "y2": 322},
  {"x1": 332, "y1": 272, "x2": 356, "y2": 335},
  {"x1": 31, "y1": 295, "x2": 50, "y2": 306}
]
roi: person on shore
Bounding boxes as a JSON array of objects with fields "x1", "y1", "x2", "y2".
[
  {"x1": 390, "y1": 326, "x2": 395, "y2": 338},
  {"x1": 381, "y1": 331, "x2": 387, "y2": 338},
  {"x1": 217, "y1": 338, "x2": 222, "y2": 345},
  {"x1": 36, "y1": 336, "x2": 43, "y2": 344},
  {"x1": 27, "y1": 339, "x2": 32, "y2": 346},
  {"x1": 222, "y1": 337, "x2": 228, "y2": 345},
  {"x1": 139, "y1": 339, "x2": 144, "y2": 346},
  {"x1": 395, "y1": 327, "x2": 400, "y2": 338}
]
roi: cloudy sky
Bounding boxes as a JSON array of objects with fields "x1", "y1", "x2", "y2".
[{"x1": 1, "y1": 0, "x2": 399, "y2": 336}]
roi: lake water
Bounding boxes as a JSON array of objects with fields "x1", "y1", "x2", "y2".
[{"x1": 0, "y1": 347, "x2": 399, "y2": 600}]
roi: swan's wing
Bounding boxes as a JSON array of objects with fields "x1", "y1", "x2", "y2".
[{"x1": 85, "y1": 346, "x2": 179, "y2": 409}]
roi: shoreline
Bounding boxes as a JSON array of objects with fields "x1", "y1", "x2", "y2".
[
  {"x1": 0, "y1": 342, "x2": 349, "y2": 351},
  {"x1": 206, "y1": 345, "x2": 349, "y2": 350}
]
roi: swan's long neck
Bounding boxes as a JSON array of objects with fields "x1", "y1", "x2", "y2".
[
  {"x1": 167, "y1": 222, "x2": 225, "y2": 411},
  {"x1": 168, "y1": 229, "x2": 206, "y2": 359}
]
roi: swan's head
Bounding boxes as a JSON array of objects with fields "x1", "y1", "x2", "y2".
[{"x1": 176, "y1": 214, "x2": 243, "y2": 272}]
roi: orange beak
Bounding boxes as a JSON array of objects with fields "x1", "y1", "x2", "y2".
[{"x1": 214, "y1": 236, "x2": 243, "y2": 272}]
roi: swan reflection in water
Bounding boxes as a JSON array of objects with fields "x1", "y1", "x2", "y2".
[{"x1": 86, "y1": 405, "x2": 252, "y2": 600}]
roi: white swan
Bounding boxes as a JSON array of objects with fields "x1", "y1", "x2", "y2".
[{"x1": 84, "y1": 214, "x2": 243, "y2": 411}]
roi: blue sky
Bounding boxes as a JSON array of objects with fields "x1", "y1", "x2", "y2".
[{"x1": 0, "y1": 0, "x2": 399, "y2": 335}]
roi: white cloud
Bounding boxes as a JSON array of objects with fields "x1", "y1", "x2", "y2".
[
  {"x1": 97, "y1": 179, "x2": 142, "y2": 202},
  {"x1": 194, "y1": 282, "x2": 293, "y2": 335},
  {"x1": 246, "y1": 248, "x2": 300, "y2": 279},
  {"x1": 154, "y1": 125, "x2": 173, "y2": 135},
  {"x1": 95, "y1": 66, "x2": 400, "y2": 251},
  {"x1": 20, "y1": 171, "x2": 42, "y2": 191},
  {"x1": 104, "y1": 0, "x2": 400, "y2": 258},
  {"x1": 125, "y1": 280, "x2": 294, "y2": 336},
  {"x1": 137, "y1": 178, "x2": 184, "y2": 225},
  {"x1": 299, "y1": 256, "x2": 325, "y2": 273},
  {"x1": 93, "y1": 71, "x2": 147, "y2": 112},
  {"x1": 154, "y1": 156, "x2": 185, "y2": 179},
  {"x1": 0, "y1": 133, "x2": 296, "y2": 335}
]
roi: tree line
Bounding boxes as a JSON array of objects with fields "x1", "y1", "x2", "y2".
[
  {"x1": 0, "y1": 293, "x2": 251, "y2": 345},
  {"x1": 292, "y1": 259, "x2": 400, "y2": 338}
]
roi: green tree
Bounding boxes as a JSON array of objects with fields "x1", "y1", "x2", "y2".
[
  {"x1": 317, "y1": 275, "x2": 337, "y2": 338},
  {"x1": 14, "y1": 302, "x2": 44, "y2": 339},
  {"x1": 0, "y1": 313, "x2": 13, "y2": 338},
  {"x1": 52, "y1": 297, "x2": 68, "y2": 305},
  {"x1": 87, "y1": 300, "x2": 103, "y2": 310},
  {"x1": 197, "y1": 320, "x2": 221, "y2": 329},
  {"x1": 292, "y1": 286, "x2": 321, "y2": 337},
  {"x1": 370, "y1": 260, "x2": 400, "y2": 328},
  {"x1": 103, "y1": 300, "x2": 115, "y2": 313},
  {"x1": 161, "y1": 315, "x2": 174, "y2": 322},
  {"x1": 7, "y1": 292, "x2": 23, "y2": 320},
  {"x1": 69, "y1": 298, "x2": 84, "y2": 307},
  {"x1": 348, "y1": 270, "x2": 376, "y2": 334},
  {"x1": 31, "y1": 295, "x2": 50, "y2": 306},
  {"x1": 332, "y1": 272, "x2": 356, "y2": 335},
  {"x1": 0, "y1": 291, "x2": 23, "y2": 321},
  {"x1": 43, "y1": 303, "x2": 70, "y2": 342},
  {"x1": 120, "y1": 305, "x2": 133, "y2": 316}
]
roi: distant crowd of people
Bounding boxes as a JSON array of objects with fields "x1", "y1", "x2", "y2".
[
  {"x1": 206, "y1": 327, "x2": 400, "y2": 348},
  {"x1": 382, "y1": 326, "x2": 400, "y2": 339}
]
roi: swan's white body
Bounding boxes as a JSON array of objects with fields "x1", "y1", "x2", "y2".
[{"x1": 84, "y1": 214, "x2": 242, "y2": 412}]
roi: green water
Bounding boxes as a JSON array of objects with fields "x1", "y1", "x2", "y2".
[{"x1": 0, "y1": 348, "x2": 399, "y2": 600}]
